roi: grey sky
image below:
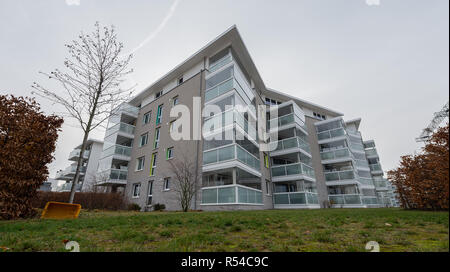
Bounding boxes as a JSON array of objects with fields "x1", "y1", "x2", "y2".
[{"x1": 0, "y1": 0, "x2": 448, "y2": 179}]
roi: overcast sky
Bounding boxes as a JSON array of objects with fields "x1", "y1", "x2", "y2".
[{"x1": 0, "y1": 0, "x2": 448, "y2": 179}]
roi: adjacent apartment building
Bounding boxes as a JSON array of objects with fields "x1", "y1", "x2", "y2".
[
  {"x1": 92, "y1": 25, "x2": 398, "y2": 210},
  {"x1": 55, "y1": 139, "x2": 104, "y2": 192}
]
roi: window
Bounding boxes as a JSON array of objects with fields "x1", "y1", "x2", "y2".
[
  {"x1": 166, "y1": 147, "x2": 174, "y2": 160},
  {"x1": 265, "y1": 97, "x2": 281, "y2": 106},
  {"x1": 147, "y1": 181, "x2": 153, "y2": 205},
  {"x1": 143, "y1": 111, "x2": 151, "y2": 125},
  {"x1": 136, "y1": 156, "x2": 145, "y2": 171},
  {"x1": 172, "y1": 96, "x2": 179, "y2": 106},
  {"x1": 149, "y1": 153, "x2": 157, "y2": 176},
  {"x1": 156, "y1": 104, "x2": 163, "y2": 125},
  {"x1": 154, "y1": 127, "x2": 160, "y2": 148},
  {"x1": 313, "y1": 112, "x2": 326, "y2": 120},
  {"x1": 264, "y1": 154, "x2": 270, "y2": 168},
  {"x1": 132, "y1": 183, "x2": 141, "y2": 198},
  {"x1": 177, "y1": 76, "x2": 183, "y2": 85},
  {"x1": 140, "y1": 133, "x2": 148, "y2": 147},
  {"x1": 163, "y1": 177, "x2": 170, "y2": 191},
  {"x1": 266, "y1": 180, "x2": 271, "y2": 195},
  {"x1": 155, "y1": 90, "x2": 163, "y2": 99}
]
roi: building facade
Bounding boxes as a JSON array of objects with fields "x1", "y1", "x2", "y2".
[{"x1": 93, "y1": 26, "x2": 398, "y2": 210}]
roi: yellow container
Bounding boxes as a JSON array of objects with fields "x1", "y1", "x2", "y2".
[{"x1": 41, "y1": 202, "x2": 81, "y2": 219}]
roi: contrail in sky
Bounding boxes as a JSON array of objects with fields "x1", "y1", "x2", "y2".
[{"x1": 123, "y1": 0, "x2": 182, "y2": 57}]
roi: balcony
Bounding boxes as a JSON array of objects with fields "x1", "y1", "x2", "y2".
[
  {"x1": 320, "y1": 148, "x2": 352, "y2": 162},
  {"x1": 105, "y1": 122, "x2": 135, "y2": 138},
  {"x1": 317, "y1": 127, "x2": 346, "y2": 141},
  {"x1": 324, "y1": 169, "x2": 355, "y2": 182},
  {"x1": 208, "y1": 53, "x2": 232, "y2": 74},
  {"x1": 369, "y1": 163, "x2": 383, "y2": 173},
  {"x1": 101, "y1": 144, "x2": 132, "y2": 161},
  {"x1": 203, "y1": 144, "x2": 261, "y2": 172},
  {"x1": 270, "y1": 136, "x2": 311, "y2": 156},
  {"x1": 59, "y1": 182, "x2": 82, "y2": 192},
  {"x1": 358, "y1": 177, "x2": 375, "y2": 186},
  {"x1": 271, "y1": 162, "x2": 315, "y2": 181},
  {"x1": 365, "y1": 148, "x2": 378, "y2": 157},
  {"x1": 328, "y1": 194, "x2": 362, "y2": 205},
  {"x1": 117, "y1": 103, "x2": 139, "y2": 118},
  {"x1": 201, "y1": 185, "x2": 263, "y2": 205},
  {"x1": 68, "y1": 149, "x2": 90, "y2": 161},
  {"x1": 56, "y1": 165, "x2": 87, "y2": 180},
  {"x1": 273, "y1": 192, "x2": 319, "y2": 206},
  {"x1": 97, "y1": 168, "x2": 128, "y2": 186},
  {"x1": 362, "y1": 196, "x2": 379, "y2": 205},
  {"x1": 268, "y1": 113, "x2": 307, "y2": 133}
]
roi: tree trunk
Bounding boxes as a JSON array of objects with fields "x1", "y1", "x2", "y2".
[{"x1": 68, "y1": 130, "x2": 90, "y2": 203}]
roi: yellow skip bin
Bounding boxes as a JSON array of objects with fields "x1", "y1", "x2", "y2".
[{"x1": 41, "y1": 202, "x2": 81, "y2": 219}]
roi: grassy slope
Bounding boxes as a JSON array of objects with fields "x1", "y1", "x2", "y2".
[{"x1": 0, "y1": 208, "x2": 448, "y2": 252}]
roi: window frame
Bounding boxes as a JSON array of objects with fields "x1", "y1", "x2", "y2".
[
  {"x1": 140, "y1": 132, "x2": 149, "y2": 147},
  {"x1": 147, "y1": 181, "x2": 153, "y2": 205},
  {"x1": 136, "y1": 156, "x2": 145, "y2": 171},
  {"x1": 132, "y1": 183, "x2": 141, "y2": 198},
  {"x1": 154, "y1": 127, "x2": 160, "y2": 149},
  {"x1": 149, "y1": 153, "x2": 157, "y2": 176},
  {"x1": 156, "y1": 104, "x2": 163, "y2": 125},
  {"x1": 163, "y1": 177, "x2": 170, "y2": 191},
  {"x1": 166, "y1": 147, "x2": 174, "y2": 160},
  {"x1": 142, "y1": 111, "x2": 151, "y2": 125}
]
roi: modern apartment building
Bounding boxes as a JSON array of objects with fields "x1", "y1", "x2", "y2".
[
  {"x1": 93, "y1": 25, "x2": 397, "y2": 210},
  {"x1": 55, "y1": 139, "x2": 104, "y2": 192}
]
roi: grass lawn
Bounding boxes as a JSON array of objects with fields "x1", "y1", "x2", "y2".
[{"x1": 0, "y1": 208, "x2": 448, "y2": 252}]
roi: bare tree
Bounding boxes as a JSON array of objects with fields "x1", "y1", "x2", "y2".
[
  {"x1": 32, "y1": 22, "x2": 134, "y2": 203},
  {"x1": 167, "y1": 153, "x2": 200, "y2": 212}
]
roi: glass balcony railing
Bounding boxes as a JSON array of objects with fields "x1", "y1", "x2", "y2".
[
  {"x1": 369, "y1": 164, "x2": 382, "y2": 172},
  {"x1": 271, "y1": 162, "x2": 315, "y2": 179},
  {"x1": 268, "y1": 113, "x2": 308, "y2": 132},
  {"x1": 358, "y1": 177, "x2": 374, "y2": 186},
  {"x1": 69, "y1": 149, "x2": 90, "y2": 160},
  {"x1": 119, "y1": 103, "x2": 139, "y2": 116},
  {"x1": 355, "y1": 159, "x2": 370, "y2": 168},
  {"x1": 106, "y1": 122, "x2": 135, "y2": 137},
  {"x1": 236, "y1": 145, "x2": 260, "y2": 171},
  {"x1": 273, "y1": 136, "x2": 311, "y2": 154},
  {"x1": 209, "y1": 54, "x2": 232, "y2": 73},
  {"x1": 365, "y1": 148, "x2": 378, "y2": 157},
  {"x1": 317, "y1": 127, "x2": 346, "y2": 141},
  {"x1": 374, "y1": 180, "x2": 387, "y2": 188},
  {"x1": 328, "y1": 194, "x2": 362, "y2": 205},
  {"x1": 102, "y1": 144, "x2": 132, "y2": 158},
  {"x1": 362, "y1": 196, "x2": 379, "y2": 205},
  {"x1": 201, "y1": 185, "x2": 262, "y2": 205},
  {"x1": 109, "y1": 169, "x2": 128, "y2": 180},
  {"x1": 203, "y1": 144, "x2": 261, "y2": 171},
  {"x1": 324, "y1": 170, "x2": 355, "y2": 181},
  {"x1": 204, "y1": 110, "x2": 257, "y2": 140},
  {"x1": 320, "y1": 148, "x2": 351, "y2": 161},
  {"x1": 273, "y1": 192, "x2": 319, "y2": 205}
]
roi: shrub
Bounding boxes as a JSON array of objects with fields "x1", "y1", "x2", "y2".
[
  {"x1": 128, "y1": 203, "x2": 141, "y2": 211},
  {"x1": 153, "y1": 203, "x2": 166, "y2": 211},
  {"x1": 32, "y1": 191, "x2": 127, "y2": 211}
]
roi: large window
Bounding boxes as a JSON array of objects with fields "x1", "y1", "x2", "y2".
[
  {"x1": 147, "y1": 181, "x2": 153, "y2": 205},
  {"x1": 202, "y1": 171, "x2": 233, "y2": 187},
  {"x1": 153, "y1": 128, "x2": 160, "y2": 148},
  {"x1": 149, "y1": 153, "x2": 157, "y2": 176}
]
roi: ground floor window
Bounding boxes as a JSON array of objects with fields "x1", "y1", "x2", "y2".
[{"x1": 132, "y1": 183, "x2": 141, "y2": 198}]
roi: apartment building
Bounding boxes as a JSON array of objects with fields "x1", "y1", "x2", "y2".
[
  {"x1": 55, "y1": 139, "x2": 104, "y2": 192},
  {"x1": 94, "y1": 25, "x2": 397, "y2": 210}
]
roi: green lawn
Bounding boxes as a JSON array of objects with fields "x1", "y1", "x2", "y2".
[{"x1": 0, "y1": 208, "x2": 448, "y2": 252}]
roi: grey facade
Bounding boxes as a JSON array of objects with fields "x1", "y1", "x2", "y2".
[{"x1": 93, "y1": 26, "x2": 398, "y2": 210}]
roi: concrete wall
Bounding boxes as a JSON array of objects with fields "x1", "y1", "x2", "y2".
[
  {"x1": 305, "y1": 116, "x2": 329, "y2": 208},
  {"x1": 126, "y1": 71, "x2": 204, "y2": 211}
]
